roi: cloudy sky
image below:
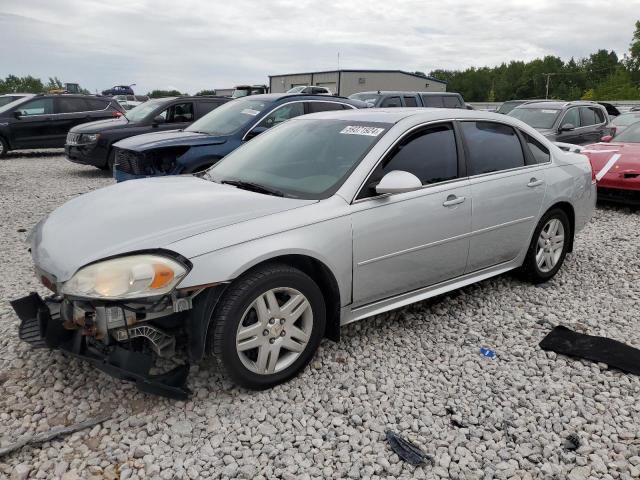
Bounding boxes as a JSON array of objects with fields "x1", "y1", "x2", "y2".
[{"x1": 1, "y1": 0, "x2": 639, "y2": 94}]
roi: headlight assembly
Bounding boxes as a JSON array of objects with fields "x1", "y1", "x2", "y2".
[
  {"x1": 81, "y1": 133, "x2": 100, "y2": 143},
  {"x1": 62, "y1": 254, "x2": 188, "y2": 300}
]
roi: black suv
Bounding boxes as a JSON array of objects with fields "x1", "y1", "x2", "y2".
[
  {"x1": 65, "y1": 96, "x2": 230, "y2": 170},
  {"x1": 508, "y1": 100, "x2": 613, "y2": 145},
  {"x1": 0, "y1": 94, "x2": 124, "y2": 157}
]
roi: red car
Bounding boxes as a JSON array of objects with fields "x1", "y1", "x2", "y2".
[{"x1": 582, "y1": 122, "x2": 640, "y2": 205}]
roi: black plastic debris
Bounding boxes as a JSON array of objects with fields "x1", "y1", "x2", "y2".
[
  {"x1": 540, "y1": 325, "x2": 640, "y2": 376},
  {"x1": 385, "y1": 431, "x2": 433, "y2": 466},
  {"x1": 445, "y1": 407, "x2": 467, "y2": 428},
  {"x1": 564, "y1": 432, "x2": 581, "y2": 451}
]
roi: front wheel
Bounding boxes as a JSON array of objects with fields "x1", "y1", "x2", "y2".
[
  {"x1": 520, "y1": 208, "x2": 571, "y2": 283},
  {"x1": 0, "y1": 137, "x2": 8, "y2": 158},
  {"x1": 208, "y1": 263, "x2": 326, "y2": 389}
]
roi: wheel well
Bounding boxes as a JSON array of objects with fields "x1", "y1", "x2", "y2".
[
  {"x1": 245, "y1": 255, "x2": 341, "y2": 342},
  {"x1": 547, "y1": 201, "x2": 575, "y2": 252}
]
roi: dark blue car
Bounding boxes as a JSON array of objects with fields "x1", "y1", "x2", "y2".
[{"x1": 113, "y1": 93, "x2": 368, "y2": 182}]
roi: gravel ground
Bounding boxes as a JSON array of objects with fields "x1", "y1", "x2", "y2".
[{"x1": 1, "y1": 151, "x2": 640, "y2": 480}]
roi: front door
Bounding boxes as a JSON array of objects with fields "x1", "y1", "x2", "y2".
[
  {"x1": 459, "y1": 121, "x2": 547, "y2": 272},
  {"x1": 351, "y1": 123, "x2": 471, "y2": 306},
  {"x1": 556, "y1": 107, "x2": 581, "y2": 144},
  {"x1": 9, "y1": 98, "x2": 57, "y2": 148}
]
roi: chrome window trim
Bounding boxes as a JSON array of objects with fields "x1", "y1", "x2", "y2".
[{"x1": 241, "y1": 99, "x2": 358, "y2": 141}]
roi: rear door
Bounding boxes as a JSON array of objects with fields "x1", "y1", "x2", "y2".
[
  {"x1": 9, "y1": 97, "x2": 57, "y2": 148},
  {"x1": 460, "y1": 121, "x2": 547, "y2": 272},
  {"x1": 579, "y1": 106, "x2": 607, "y2": 144},
  {"x1": 54, "y1": 97, "x2": 94, "y2": 142}
]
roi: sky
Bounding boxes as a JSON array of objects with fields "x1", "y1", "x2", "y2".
[{"x1": 1, "y1": 0, "x2": 639, "y2": 95}]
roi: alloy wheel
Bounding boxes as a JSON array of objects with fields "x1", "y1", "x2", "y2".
[
  {"x1": 536, "y1": 218, "x2": 565, "y2": 273},
  {"x1": 235, "y1": 287, "x2": 313, "y2": 375}
]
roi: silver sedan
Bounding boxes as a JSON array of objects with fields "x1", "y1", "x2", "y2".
[{"x1": 11, "y1": 108, "x2": 596, "y2": 396}]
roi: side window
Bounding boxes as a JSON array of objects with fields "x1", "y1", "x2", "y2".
[
  {"x1": 422, "y1": 95, "x2": 443, "y2": 107},
  {"x1": 165, "y1": 102, "x2": 194, "y2": 123},
  {"x1": 307, "y1": 102, "x2": 346, "y2": 113},
  {"x1": 258, "y1": 102, "x2": 305, "y2": 128},
  {"x1": 522, "y1": 132, "x2": 550, "y2": 164},
  {"x1": 381, "y1": 124, "x2": 458, "y2": 185},
  {"x1": 380, "y1": 96, "x2": 401, "y2": 108},
  {"x1": 403, "y1": 96, "x2": 418, "y2": 107},
  {"x1": 561, "y1": 108, "x2": 580, "y2": 128},
  {"x1": 443, "y1": 96, "x2": 462, "y2": 108},
  {"x1": 579, "y1": 107, "x2": 597, "y2": 127},
  {"x1": 16, "y1": 98, "x2": 54, "y2": 116},
  {"x1": 594, "y1": 107, "x2": 605, "y2": 124},
  {"x1": 86, "y1": 98, "x2": 108, "y2": 111},
  {"x1": 196, "y1": 101, "x2": 222, "y2": 117},
  {"x1": 461, "y1": 121, "x2": 525, "y2": 175},
  {"x1": 56, "y1": 98, "x2": 89, "y2": 114}
]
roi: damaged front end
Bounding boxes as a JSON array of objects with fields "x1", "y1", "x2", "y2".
[{"x1": 10, "y1": 253, "x2": 225, "y2": 400}]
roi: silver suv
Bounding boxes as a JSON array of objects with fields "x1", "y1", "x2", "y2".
[
  {"x1": 10, "y1": 109, "x2": 595, "y2": 397},
  {"x1": 508, "y1": 100, "x2": 613, "y2": 145}
]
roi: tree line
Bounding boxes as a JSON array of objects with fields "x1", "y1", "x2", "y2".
[{"x1": 429, "y1": 21, "x2": 640, "y2": 102}]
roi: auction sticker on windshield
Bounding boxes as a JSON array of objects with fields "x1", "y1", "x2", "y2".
[
  {"x1": 340, "y1": 126, "x2": 385, "y2": 136},
  {"x1": 241, "y1": 109, "x2": 260, "y2": 116}
]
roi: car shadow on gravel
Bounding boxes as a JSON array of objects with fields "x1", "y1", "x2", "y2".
[
  {"x1": 3, "y1": 150, "x2": 64, "y2": 159},
  {"x1": 66, "y1": 168, "x2": 113, "y2": 179}
]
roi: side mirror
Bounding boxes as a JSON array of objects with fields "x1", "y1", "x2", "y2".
[
  {"x1": 559, "y1": 123, "x2": 575, "y2": 132},
  {"x1": 375, "y1": 170, "x2": 422, "y2": 195},
  {"x1": 152, "y1": 115, "x2": 165, "y2": 126},
  {"x1": 600, "y1": 135, "x2": 613, "y2": 143},
  {"x1": 12, "y1": 111, "x2": 21, "y2": 119},
  {"x1": 245, "y1": 126, "x2": 268, "y2": 140}
]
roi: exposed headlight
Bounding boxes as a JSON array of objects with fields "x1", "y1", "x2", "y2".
[
  {"x1": 62, "y1": 254, "x2": 188, "y2": 300},
  {"x1": 81, "y1": 133, "x2": 100, "y2": 143}
]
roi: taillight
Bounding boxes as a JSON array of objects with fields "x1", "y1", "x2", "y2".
[
  {"x1": 112, "y1": 111, "x2": 123, "y2": 118},
  {"x1": 610, "y1": 126, "x2": 616, "y2": 136}
]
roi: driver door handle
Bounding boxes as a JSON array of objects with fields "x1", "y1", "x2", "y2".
[
  {"x1": 527, "y1": 178, "x2": 544, "y2": 188},
  {"x1": 443, "y1": 195, "x2": 466, "y2": 207}
]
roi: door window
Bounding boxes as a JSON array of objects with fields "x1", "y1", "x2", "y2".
[
  {"x1": 257, "y1": 102, "x2": 305, "y2": 128},
  {"x1": 561, "y1": 108, "x2": 580, "y2": 128},
  {"x1": 421, "y1": 95, "x2": 443, "y2": 107},
  {"x1": 579, "y1": 107, "x2": 597, "y2": 126},
  {"x1": 196, "y1": 101, "x2": 223, "y2": 117},
  {"x1": 461, "y1": 121, "x2": 525, "y2": 175},
  {"x1": 380, "y1": 96, "x2": 401, "y2": 108},
  {"x1": 85, "y1": 98, "x2": 108, "y2": 111},
  {"x1": 163, "y1": 102, "x2": 194, "y2": 123},
  {"x1": 359, "y1": 123, "x2": 458, "y2": 199},
  {"x1": 16, "y1": 98, "x2": 54, "y2": 116},
  {"x1": 307, "y1": 102, "x2": 348, "y2": 113},
  {"x1": 56, "y1": 97, "x2": 89, "y2": 113},
  {"x1": 522, "y1": 132, "x2": 550, "y2": 164},
  {"x1": 403, "y1": 96, "x2": 418, "y2": 107},
  {"x1": 443, "y1": 96, "x2": 462, "y2": 108}
]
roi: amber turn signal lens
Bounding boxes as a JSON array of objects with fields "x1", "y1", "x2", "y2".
[{"x1": 150, "y1": 264, "x2": 175, "y2": 289}]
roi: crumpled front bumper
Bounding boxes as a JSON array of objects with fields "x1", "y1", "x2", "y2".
[{"x1": 9, "y1": 292, "x2": 191, "y2": 400}]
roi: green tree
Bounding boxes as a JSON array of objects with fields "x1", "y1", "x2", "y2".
[
  {"x1": 0, "y1": 75, "x2": 44, "y2": 94},
  {"x1": 147, "y1": 89, "x2": 185, "y2": 98},
  {"x1": 195, "y1": 89, "x2": 217, "y2": 96},
  {"x1": 45, "y1": 76, "x2": 64, "y2": 90}
]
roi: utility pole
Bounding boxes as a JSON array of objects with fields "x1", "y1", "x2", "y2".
[{"x1": 544, "y1": 74, "x2": 551, "y2": 99}]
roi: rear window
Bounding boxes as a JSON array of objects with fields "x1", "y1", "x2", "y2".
[
  {"x1": 380, "y1": 96, "x2": 401, "y2": 108},
  {"x1": 443, "y1": 96, "x2": 462, "y2": 108},
  {"x1": 522, "y1": 132, "x2": 550, "y2": 164},
  {"x1": 462, "y1": 121, "x2": 526, "y2": 175},
  {"x1": 403, "y1": 96, "x2": 418, "y2": 107},
  {"x1": 86, "y1": 98, "x2": 108, "y2": 111},
  {"x1": 307, "y1": 101, "x2": 348, "y2": 113},
  {"x1": 422, "y1": 95, "x2": 443, "y2": 107},
  {"x1": 57, "y1": 97, "x2": 88, "y2": 113}
]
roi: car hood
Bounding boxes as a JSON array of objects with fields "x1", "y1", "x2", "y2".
[
  {"x1": 114, "y1": 130, "x2": 227, "y2": 151},
  {"x1": 30, "y1": 176, "x2": 316, "y2": 282},
  {"x1": 537, "y1": 128, "x2": 556, "y2": 138},
  {"x1": 70, "y1": 118, "x2": 130, "y2": 133},
  {"x1": 583, "y1": 142, "x2": 640, "y2": 177}
]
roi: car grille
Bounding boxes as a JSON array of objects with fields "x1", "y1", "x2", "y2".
[
  {"x1": 66, "y1": 132, "x2": 81, "y2": 145},
  {"x1": 115, "y1": 149, "x2": 149, "y2": 175}
]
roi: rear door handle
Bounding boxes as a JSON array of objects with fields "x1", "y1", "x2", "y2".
[
  {"x1": 527, "y1": 178, "x2": 544, "y2": 187},
  {"x1": 443, "y1": 195, "x2": 466, "y2": 207}
]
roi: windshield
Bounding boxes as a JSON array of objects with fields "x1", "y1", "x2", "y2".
[
  {"x1": 612, "y1": 113, "x2": 640, "y2": 127},
  {"x1": 0, "y1": 97, "x2": 30, "y2": 115},
  {"x1": 124, "y1": 99, "x2": 167, "y2": 122},
  {"x1": 613, "y1": 122, "x2": 640, "y2": 143},
  {"x1": 206, "y1": 119, "x2": 390, "y2": 199},
  {"x1": 349, "y1": 93, "x2": 381, "y2": 107},
  {"x1": 497, "y1": 101, "x2": 523, "y2": 114},
  {"x1": 508, "y1": 107, "x2": 560, "y2": 129},
  {"x1": 232, "y1": 89, "x2": 250, "y2": 98},
  {"x1": 0, "y1": 96, "x2": 24, "y2": 108},
  {"x1": 186, "y1": 98, "x2": 270, "y2": 136}
]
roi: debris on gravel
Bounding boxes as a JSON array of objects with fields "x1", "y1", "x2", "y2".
[{"x1": 1, "y1": 152, "x2": 640, "y2": 479}]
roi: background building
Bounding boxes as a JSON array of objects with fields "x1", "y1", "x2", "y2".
[{"x1": 269, "y1": 69, "x2": 447, "y2": 96}]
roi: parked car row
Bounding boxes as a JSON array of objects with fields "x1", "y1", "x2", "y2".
[{"x1": 10, "y1": 107, "x2": 596, "y2": 397}]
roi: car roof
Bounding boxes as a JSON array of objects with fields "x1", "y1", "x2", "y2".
[
  {"x1": 355, "y1": 91, "x2": 460, "y2": 96},
  {"x1": 519, "y1": 100, "x2": 605, "y2": 110},
  {"x1": 1, "y1": 93, "x2": 33, "y2": 96},
  {"x1": 234, "y1": 93, "x2": 357, "y2": 102},
  {"x1": 291, "y1": 107, "x2": 515, "y2": 124}
]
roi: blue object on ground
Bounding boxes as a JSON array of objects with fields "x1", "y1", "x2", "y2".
[{"x1": 480, "y1": 347, "x2": 496, "y2": 359}]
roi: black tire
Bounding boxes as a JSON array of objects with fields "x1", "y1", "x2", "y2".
[
  {"x1": 0, "y1": 136, "x2": 8, "y2": 158},
  {"x1": 100, "y1": 150, "x2": 116, "y2": 171},
  {"x1": 520, "y1": 208, "x2": 571, "y2": 284},
  {"x1": 208, "y1": 263, "x2": 326, "y2": 389}
]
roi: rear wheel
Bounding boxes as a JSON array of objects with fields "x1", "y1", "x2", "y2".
[
  {"x1": 520, "y1": 208, "x2": 570, "y2": 283},
  {"x1": 208, "y1": 263, "x2": 326, "y2": 389},
  {"x1": 0, "y1": 137, "x2": 8, "y2": 158}
]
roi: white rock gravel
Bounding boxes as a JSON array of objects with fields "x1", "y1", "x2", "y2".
[{"x1": 1, "y1": 151, "x2": 640, "y2": 479}]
